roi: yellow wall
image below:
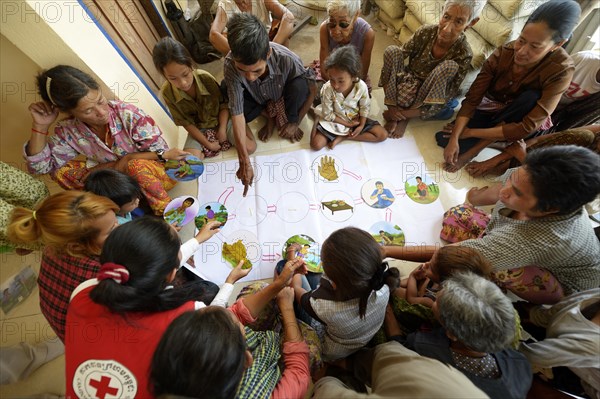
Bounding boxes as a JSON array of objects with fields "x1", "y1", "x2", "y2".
[
  {"x1": 0, "y1": 0, "x2": 186, "y2": 170},
  {"x1": 0, "y1": 35, "x2": 43, "y2": 169}
]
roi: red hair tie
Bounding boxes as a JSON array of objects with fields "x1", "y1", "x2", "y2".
[{"x1": 98, "y1": 262, "x2": 130, "y2": 284}]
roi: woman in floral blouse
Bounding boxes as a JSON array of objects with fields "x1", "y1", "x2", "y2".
[{"x1": 24, "y1": 65, "x2": 188, "y2": 215}]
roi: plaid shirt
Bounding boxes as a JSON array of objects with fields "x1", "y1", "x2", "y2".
[
  {"x1": 224, "y1": 42, "x2": 313, "y2": 116},
  {"x1": 301, "y1": 276, "x2": 389, "y2": 362},
  {"x1": 38, "y1": 248, "x2": 100, "y2": 342},
  {"x1": 236, "y1": 327, "x2": 281, "y2": 399},
  {"x1": 460, "y1": 169, "x2": 600, "y2": 295}
]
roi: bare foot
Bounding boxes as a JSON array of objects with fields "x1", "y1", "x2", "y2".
[
  {"x1": 292, "y1": 127, "x2": 304, "y2": 143},
  {"x1": 465, "y1": 160, "x2": 493, "y2": 177},
  {"x1": 442, "y1": 120, "x2": 455, "y2": 133},
  {"x1": 279, "y1": 122, "x2": 302, "y2": 142},
  {"x1": 382, "y1": 109, "x2": 393, "y2": 121},
  {"x1": 15, "y1": 248, "x2": 33, "y2": 256},
  {"x1": 328, "y1": 136, "x2": 345, "y2": 149},
  {"x1": 443, "y1": 153, "x2": 473, "y2": 172},
  {"x1": 383, "y1": 106, "x2": 405, "y2": 122},
  {"x1": 466, "y1": 159, "x2": 510, "y2": 177},
  {"x1": 384, "y1": 119, "x2": 397, "y2": 135},
  {"x1": 504, "y1": 139, "x2": 527, "y2": 162},
  {"x1": 258, "y1": 118, "x2": 275, "y2": 142},
  {"x1": 390, "y1": 119, "x2": 408, "y2": 139}
]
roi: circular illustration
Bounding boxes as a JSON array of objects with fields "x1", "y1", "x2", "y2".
[
  {"x1": 361, "y1": 178, "x2": 396, "y2": 209},
  {"x1": 235, "y1": 195, "x2": 268, "y2": 226},
  {"x1": 223, "y1": 230, "x2": 261, "y2": 269},
  {"x1": 163, "y1": 196, "x2": 199, "y2": 227},
  {"x1": 311, "y1": 154, "x2": 343, "y2": 183},
  {"x1": 276, "y1": 192, "x2": 310, "y2": 223},
  {"x1": 195, "y1": 201, "x2": 228, "y2": 230},
  {"x1": 368, "y1": 221, "x2": 405, "y2": 247},
  {"x1": 282, "y1": 234, "x2": 322, "y2": 273},
  {"x1": 319, "y1": 190, "x2": 355, "y2": 222},
  {"x1": 165, "y1": 155, "x2": 204, "y2": 181},
  {"x1": 405, "y1": 175, "x2": 440, "y2": 204}
]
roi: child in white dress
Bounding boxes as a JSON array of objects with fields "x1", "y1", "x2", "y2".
[{"x1": 310, "y1": 46, "x2": 387, "y2": 150}]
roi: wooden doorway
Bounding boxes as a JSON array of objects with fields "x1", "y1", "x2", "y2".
[{"x1": 81, "y1": 0, "x2": 168, "y2": 94}]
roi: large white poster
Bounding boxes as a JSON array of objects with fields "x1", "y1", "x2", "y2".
[{"x1": 190, "y1": 137, "x2": 445, "y2": 284}]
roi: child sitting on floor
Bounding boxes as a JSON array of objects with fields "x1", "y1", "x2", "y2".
[
  {"x1": 397, "y1": 245, "x2": 492, "y2": 308},
  {"x1": 371, "y1": 245, "x2": 492, "y2": 344},
  {"x1": 153, "y1": 37, "x2": 232, "y2": 159},
  {"x1": 84, "y1": 169, "x2": 141, "y2": 224},
  {"x1": 311, "y1": 46, "x2": 387, "y2": 150},
  {"x1": 290, "y1": 227, "x2": 398, "y2": 361}
]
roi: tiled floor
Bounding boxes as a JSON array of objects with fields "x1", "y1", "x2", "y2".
[{"x1": 0, "y1": 11, "x2": 499, "y2": 397}]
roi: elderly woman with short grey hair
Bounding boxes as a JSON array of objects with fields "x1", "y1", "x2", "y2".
[
  {"x1": 379, "y1": 0, "x2": 484, "y2": 138},
  {"x1": 319, "y1": 0, "x2": 374, "y2": 84},
  {"x1": 393, "y1": 272, "x2": 533, "y2": 399}
]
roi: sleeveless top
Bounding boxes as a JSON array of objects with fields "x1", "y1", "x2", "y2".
[{"x1": 328, "y1": 17, "x2": 371, "y2": 54}]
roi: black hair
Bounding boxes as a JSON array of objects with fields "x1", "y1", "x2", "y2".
[
  {"x1": 150, "y1": 308, "x2": 246, "y2": 399},
  {"x1": 324, "y1": 45, "x2": 362, "y2": 79},
  {"x1": 84, "y1": 169, "x2": 141, "y2": 207},
  {"x1": 36, "y1": 65, "x2": 99, "y2": 111},
  {"x1": 90, "y1": 217, "x2": 219, "y2": 313},
  {"x1": 524, "y1": 145, "x2": 600, "y2": 215},
  {"x1": 525, "y1": 0, "x2": 581, "y2": 43},
  {"x1": 152, "y1": 36, "x2": 194, "y2": 73},
  {"x1": 434, "y1": 246, "x2": 492, "y2": 282},
  {"x1": 205, "y1": 205, "x2": 211, "y2": 210},
  {"x1": 321, "y1": 227, "x2": 397, "y2": 318},
  {"x1": 227, "y1": 13, "x2": 270, "y2": 65},
  {"x1": 416, "y1": 176, "x2": 422, "y2": 181}
]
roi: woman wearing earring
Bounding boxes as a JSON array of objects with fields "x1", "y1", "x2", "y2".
[
  {"x1": 25, "y1": 65, "x2": 189, "y2": 215},
  {"x1": 438, "y1": 0, "x2": 581, "y2": 172}
]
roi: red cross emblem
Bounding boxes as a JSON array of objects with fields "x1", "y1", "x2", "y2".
[{"x1": 89, "y1": 376, "x2": 119, "y2": 399}]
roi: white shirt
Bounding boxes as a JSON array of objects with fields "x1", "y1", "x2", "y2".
[
  {"x1": 559, "y1": 50, "x2": 600, "y2": 106},
  {"x1": 320, "y1": 79, "x2": 371, "y2": 123}
]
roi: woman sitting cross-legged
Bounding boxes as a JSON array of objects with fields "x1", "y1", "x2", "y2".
[
  {"x1": 438, "y1": 0, "x2": 581, "y2": 171},
  {"x1": 25, "y1": 65, "x2": 189, "y2": 215},
  {"x1": 379, "y1": 0, "x2": 482, "y2": 138}
]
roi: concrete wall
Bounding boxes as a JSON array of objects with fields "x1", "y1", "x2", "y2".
[{"x1": 0, "y1": 0, "x2": 186, "y2": 170}]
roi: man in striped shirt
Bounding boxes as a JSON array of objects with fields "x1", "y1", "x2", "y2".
[{"x1": 223, "y1": 13, "x2": 316, "y2": 196}]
